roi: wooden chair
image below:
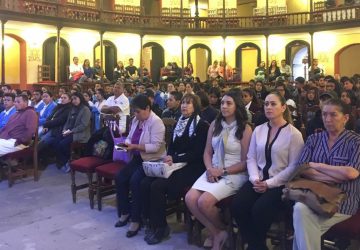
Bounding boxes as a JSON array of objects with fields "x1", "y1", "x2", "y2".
[
  {"x1": 69, "y1": 114, "x2": 121, "y2": 208},
  {"x1": 2, "y1": 119, "x2": 39, "y2": 187}
]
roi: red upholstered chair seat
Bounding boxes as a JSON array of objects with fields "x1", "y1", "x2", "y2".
[
  {"x1": 94, "y1": 161, "x2": 126, "y2": 211},
  {"x1": 326, "y1": 209, "x2": 360, "y2": 239},
  {"x1": 95, "y1": 161, "x2": 126, "y2": 179},
  {"x1": 70, "y1": 156, "x2": 111, "y2": 172}
]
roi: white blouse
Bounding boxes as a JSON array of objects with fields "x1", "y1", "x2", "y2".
[{"x1": 247, "y1": 122, "x2": 304, "y2": 188}]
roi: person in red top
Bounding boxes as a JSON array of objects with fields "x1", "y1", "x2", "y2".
[{"x1": 0, "y1": 94, "x2": 37, "y2": 156}]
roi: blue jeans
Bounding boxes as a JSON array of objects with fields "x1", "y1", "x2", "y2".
[
  {"x1": 115, "y1": 155, "x2": 145, "y2": 223},
  {"x1": 54, "y1": 134, "x2": 73, "y2": 166}
]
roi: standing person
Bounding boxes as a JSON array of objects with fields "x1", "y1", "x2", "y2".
[
  {"x1": 292, "y1": 98, "x2": 360, "y2": 250},
  {"x1": 186, "y1": 90, "x2": 253, "y2": 250},
  {"x1": 114, "y1": 94, "x2": 166, "y2": 238},
  {"x1": 141, "y1": 94, "x2": 209, "y2": 245},
  {"x1": 231, "y1": 91, "x2": 304, "y2": 250}
]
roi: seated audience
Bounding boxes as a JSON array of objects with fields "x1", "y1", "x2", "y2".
[
  {"x1": 38, "y1": 93, "x2": 72, "y2": 158},
  {"x1": 280, "y1": 59, "x2": 292, "y2": 80},
  {"x1": 255, "y1": 61, "x2": 266, "y2": 82},
  {"x1": 254, "y1": 80, "x2": 268, "y2": 101},
  {"x1": 186, "y1": 90, "x2": 252, "y2": 250},
  {"x1": 268, "y1": 60, "x2": 281, "y2": 82},
  {"x1": 113, "y1": 60, "x2": 127, "y2": 82},
  {"x1": 93, "y1": 59, "x2": 107, "y2": 83},
  {"x1": 144, "y1": 89, "x2": 163, "y2": 118},
  {"x1": 207, "y1": 60, "x2": 220, "y2": 80},
  {"x1": 209, "y1": 87, "x2": 221, "y2": 111},
  {"x1": 198, "y1": 91, "x2": 218, "y2": 124},
  {"x1": 80, "y1": 59, "x2": 94, "y2": 83},
  {"x1": 114, "y1": 94, "x2": 166, "y2": 238},
  {"x1": 242, "y1": 88, "x2": 266, "y2": 126},
  {"x1": 161, "y1": 91, "x2": 182, "y2": 121},
  {"x1": 232, "y1": 91, "x2": 304, "y2": 250},
  {"x1": 292, "y1": 98, "x2": 360, "y2": 250},
  {"x1": 101, "y1": 82, "x2": 130, "y2": 134},
  {"x1": 0, "y1": 93, "x2": 16, "y2": 129},
  {"x1": 54, "y1": 92, "x2": 91, "y2": 172},
  {"x1": 141, "y1": 94, "x2": 209, "y2": 244},
  {"x1": 69, "y1": 56, "x2": 84, "y2": 82},
  {"x1": 0, "y1": 94, "x2": 37, "y2": 156},
  {"x1": 306, "y1": 91, "x2": 337, "y2": 137},
  {"x1": 125, "y1": 58, "x2": 139, "y2": 82},
  {"x1": 38, "y1": 91, "x2": 57, "y2": 134},
  {"x1": 83, "y1": 91, "x2": 95, "y2": 107},
  {"x1": 92, "y1": 88, "x2": 107, "y2": 131},
  {"x1": 32, "y1": 89, "x2": 45, "y2": 113}
]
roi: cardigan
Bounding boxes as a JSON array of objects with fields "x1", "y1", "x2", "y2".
[
  {"x1": 125, "y1": 111, "x2": 166, "y2": 161},
  {"x1": 63, "y1": 105, "x2": 91, "y2": 143},
  {"x1": 247, "y1": 122, "x2": 304, "y2": 188}
]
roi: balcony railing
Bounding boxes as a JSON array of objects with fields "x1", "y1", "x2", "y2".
[{"x1": 0, "y1": 0, "x2": 359, "y2": 32}]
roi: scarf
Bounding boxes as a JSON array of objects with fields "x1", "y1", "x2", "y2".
[{"x1": 173, "y1": 115, "x2": 200, "y2": 141}]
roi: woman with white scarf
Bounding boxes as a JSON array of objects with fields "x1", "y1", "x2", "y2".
[
  {"x1": 140, "y1": 94, "x2": 209, "y2": 245},
  {"x1": 186, "y1": 90, "x2": 253, "y2": 250}
]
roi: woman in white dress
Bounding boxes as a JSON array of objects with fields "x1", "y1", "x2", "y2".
[{"x1": 185, "y1": 90, "x2": 252, "y2": 250}]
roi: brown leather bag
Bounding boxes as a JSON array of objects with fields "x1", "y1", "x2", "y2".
[{"x1": 283, "y1": 164, "x2": 347, "y2": 218}]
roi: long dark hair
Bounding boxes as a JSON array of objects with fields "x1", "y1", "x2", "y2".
[
  {"x1": 71, "y1": 91, "x2": 89, "y2": 108},
  {"x1": 267, "y1": 90, "x2": 293, "y2": 124},
  {"x1": 213, "y1": 90, "x2": 248, "y2": 140}
]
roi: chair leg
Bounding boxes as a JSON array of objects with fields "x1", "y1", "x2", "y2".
[
  {"x1": 33, "y1": 152, "x2": 39, "y2": 182},
  {"x1": 96, "y1": 174, "x2": 102, "y2": 211},
  {"x1": 185, "y1": 208, "x2": 194, "y2": 244},
  {"x1": 71, "y1": 169, "x2": 76, "y2": 203},
  {"x1": 87, "y1": 172, "x2": 95, "y2": 209},
  {"x1": 8, "y1": 163, "x2": 13, "y2": 188}
]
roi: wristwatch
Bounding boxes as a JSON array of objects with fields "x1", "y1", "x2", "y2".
[{"x1": 222, "y1": 168, "x2": 228, "y2": 177}]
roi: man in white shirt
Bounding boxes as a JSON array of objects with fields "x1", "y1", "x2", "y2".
[
  {"x1": 280, "y1": 59, "x2": 292, "y2": 80},
  {"x1": 101, "y1": 82, "x2": 130, "y2": 133},
  {"x1": 69, "y1": 57, "x2": 84, "y2": 82}
]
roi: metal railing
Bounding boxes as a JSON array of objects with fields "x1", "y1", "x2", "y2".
[{"x1": 0, "y1": 0, "x2": 359, "y2": 32}]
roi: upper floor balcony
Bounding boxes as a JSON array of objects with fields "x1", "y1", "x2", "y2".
[{"x1": 0, "y1": 0, "x2": 359, "y2": 35}]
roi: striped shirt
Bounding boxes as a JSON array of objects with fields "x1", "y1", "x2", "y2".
[{"x1": 298, "y1": 130, "x2": 360, "y2": 215}]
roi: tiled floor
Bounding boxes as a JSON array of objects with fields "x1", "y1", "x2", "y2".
[{"x1": 0, "y1": 166, "x2": 201, "y2": 250}]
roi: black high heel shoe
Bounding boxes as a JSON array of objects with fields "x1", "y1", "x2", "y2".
[
  {"x1": 146, "y1": 225, "x2": 170, "y2": 245},
  {"x1": 126, "y1": 223, "x2": 141, "y2": 238},
  {"x1": 114, "y1": 215, "x2": 130, "y2": 228}
]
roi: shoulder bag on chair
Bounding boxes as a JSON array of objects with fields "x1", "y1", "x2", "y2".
[
  {"x1": 282, "y1": 163, "x2": 347, "y2": 218},
  {"x1": 109, "y1": 121, "x2": 130, "y2": 163},
  {"x1": 142, "y1": 161, "x2": 187, "y2": 179}
]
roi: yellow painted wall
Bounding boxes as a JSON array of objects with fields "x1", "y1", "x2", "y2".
[
  {"x1": 238, "y1": 2, "x2": 256, "y2": 17},
  {"x1": 339, "y1": 44, "x2": 360, "y2": 77},
  {"x1": 314, "y1": 29, "x2": 360, "y2": 76},
  {"x1": 241, "y1": 48, "x2": 258, "y2": 82},
  {"x1": 4, "y1": 36, "x2": 20, "y2": 84},
  {"x1": 286, "y1": 0, "x2": 310, "y2": 13}
]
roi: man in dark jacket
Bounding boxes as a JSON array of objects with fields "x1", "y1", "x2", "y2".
[
  {"x1": 161, "y1": 91, "x2": 182, "y2": 121},
  {"x1": 0, "y1": 94, "x2": 37, "y2": 156}
]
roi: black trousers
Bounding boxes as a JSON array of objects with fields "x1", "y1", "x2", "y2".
[
  {"x1": 140, "y1": 176, "x2": 170, "y2": 228},
  {"x1": 115, "y1": 155, "x2": 144, "y2": 222},
  {"x1": 231, "y1": 181, "x2": 284, "y2": 250}
]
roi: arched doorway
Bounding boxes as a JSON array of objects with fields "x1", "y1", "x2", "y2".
[
  {"x1": 94, "y1": 40, "x2": 117, "y2": 81},
  {"x1": 143, "y1": 42, "x2": 164, "y2": 83},
  {"x1": 187, "y1": 43, "x2": 212, "y2": 82},
  {"x1": 4, "y1": 34, "x2": 26, "y2": 87},
  {"x1": 43, "y1": 37, "x2": 70, "y2": 83},
  {"x1": 335, "y1": 43, "x2": 360, "y2": 77},
  {"x1": 235, "y1": 43, "x2": 261, "y2": 82},
  {"x1": 285, "y1": 40, "x2": 310, "y2": 80}
]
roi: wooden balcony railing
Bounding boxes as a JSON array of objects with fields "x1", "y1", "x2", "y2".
[{"x1": 0, "y1": 0, "x2": 359, "y2": 33}]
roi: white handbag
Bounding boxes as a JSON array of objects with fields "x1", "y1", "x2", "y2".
[{"x1": 142, "y1": 161, "x2": 187, "y2": 178}]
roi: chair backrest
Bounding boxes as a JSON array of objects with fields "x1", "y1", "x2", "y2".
[{"x1": 162, "y1": 118, "x2": 177, "y2": 150}]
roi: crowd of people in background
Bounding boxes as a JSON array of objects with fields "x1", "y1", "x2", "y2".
[{"x1": 0, "y1": 59, "x2": 360, "y2": 250}]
